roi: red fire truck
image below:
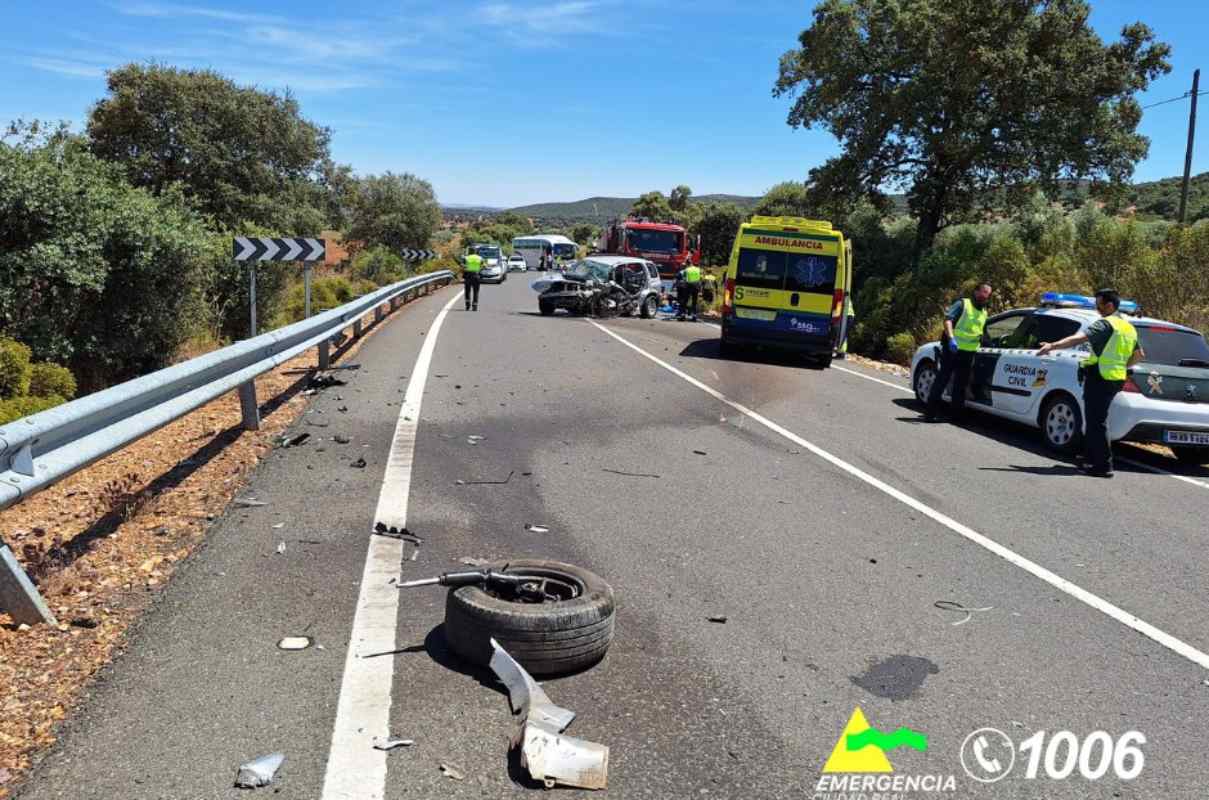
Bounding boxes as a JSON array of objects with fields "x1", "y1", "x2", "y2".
[{"x1": 597, "y1": 218, "x2": 700, "y2": 280}]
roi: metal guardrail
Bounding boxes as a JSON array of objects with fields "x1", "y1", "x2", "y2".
[{"x1": 0, "y1": 269, "x2": 454, "y2": 624}]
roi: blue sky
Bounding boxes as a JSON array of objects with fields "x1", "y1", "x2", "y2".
[{"x1": 1, "y1": 1, "x2": 1205, "y2": 207}]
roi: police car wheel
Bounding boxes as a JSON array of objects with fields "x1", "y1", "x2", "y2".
[
  {"x1": 913, "y1": 361, "x2": 938, "y2": 405},
  {"x1": 1171, "y1": 446, "x2": 1209, "y2": 466},
  {"x1": 1041, "y1": 394, "x2": 1083, "y2": 453}
]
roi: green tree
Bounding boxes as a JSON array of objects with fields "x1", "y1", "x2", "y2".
[
  {"x1": 692, "y1": 203, "x2": 745, "y2": 266},
  {"x1": 670, "y1": 185, "x2": 693, "y2": 212},
  {"x1": 346, "y1": 172, "x2": 442, "y2": 253},
  {"x1": 571, "y1": 224, "x2": 598, "y2": 245},
  {"x1": 754, "y1": 181, "x2": 816, "y2": 218},
  {"x1": 631, "y1": 190, "x2": 674, "y2": 221},
  {"x1": 774, "y1": 0, "x2": 1170, "y2": 258},
  {"x1": 86, "y1": 63, "x2": 333, "y2": 231}
]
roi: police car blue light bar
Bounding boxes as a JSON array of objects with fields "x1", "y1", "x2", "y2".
[{"x1": 1040, "y1": 292, "x2": 1139, "y2": 314}]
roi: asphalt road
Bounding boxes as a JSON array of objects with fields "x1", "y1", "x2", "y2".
[{"x1": 16, "y1": 275, "x2": 1209, "y2": 799}]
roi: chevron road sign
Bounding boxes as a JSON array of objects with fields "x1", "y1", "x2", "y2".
[
  {"x1": 401, "y1": 249, "x2": 437, "y2": 261},
  {"x1": 233, "y1": 237, "x2": 326, "y2": 262}
]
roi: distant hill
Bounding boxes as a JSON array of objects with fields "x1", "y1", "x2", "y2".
[
  {"x1": 507, "y1": 194, "x2": 762, "y2": 225},
  {"x1": 1128, "y1": 172, "x2": 1209, "y2": 222}
]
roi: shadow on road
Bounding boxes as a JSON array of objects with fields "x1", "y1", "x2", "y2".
[
  {"x1": 679, "y1": 338, "x2": 828, "y2": 370},
  {"x1": 979, "y1": 464, "x2": 1084, "y2": 477}
]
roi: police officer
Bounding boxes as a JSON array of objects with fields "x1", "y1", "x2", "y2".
[
  {"x1": 1037, "y1": 288, "x2": 1143, "y2": 477},
  {"x1": 924, "y1": 283, "x2": 993, "y2": 422},
  {"x1": 676, "y1": 262, "x2": 702, "y2": 321},
  {"x1": 836, "y1": 295, "x2": 855, "y2": 360},
  {"x1": 463, "y1": 250, "x2": 482, "y2": 311}
]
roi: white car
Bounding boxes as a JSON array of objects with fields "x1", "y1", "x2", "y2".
[
  {"x1": 910, "y1": 294, "x2": 1209, "y2": 464},
  {"x1": 471, "y1": 244, "x2": 507, "y2": 284},
  {"x1": 508, "y1": 254, "x2": 527, "y2": 272}
]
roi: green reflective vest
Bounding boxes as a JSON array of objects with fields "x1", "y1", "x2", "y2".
[
  {"x1": 953, "y1": 298, "x2": 988, "y2": 352},
  {"x1": 684, "y1": 265, "x2": 701, "y2": 284},
  {"x1": 464, "y1": 254, "x2": 482, "y2": 273},
  {"x1": 1083, "y1": 315, "x2": 1137, "y2": 381}
]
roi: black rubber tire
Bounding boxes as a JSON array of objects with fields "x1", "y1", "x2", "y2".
[
  {"x1": 1171, "y1": 445, "x2": 1209, "y2": 465},
  {"x1": 444, "y1": 559, "x2": 615, "y2": 677},
  {"x1": 719, "y1": 338, "x2": 738, "y2": 358},
  {"x1": 640, "y1": 294, "x2": 657, "y2": 319},
  {"x1": 813, "y1": 354, "x2": 833, "y2": 369},
  {"x1": 1040, "y1": 392, "x2": 1084, "y2": 455},
  {"x1": 539, "y1": 300, "x2": 554, "y2": 316},
  {"x1": 913, "y1": 360, "x2": 937, "y2": 406}
]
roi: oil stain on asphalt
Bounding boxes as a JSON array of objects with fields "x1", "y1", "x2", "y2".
[{"x1": 850, "y1": 655, "x2": 940, "y2": 701}]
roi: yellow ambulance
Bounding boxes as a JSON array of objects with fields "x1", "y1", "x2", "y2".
[{"x1": 719, "y1": 216, "x2": 852, "y2": 367}]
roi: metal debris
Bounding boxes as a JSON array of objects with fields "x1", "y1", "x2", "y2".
[
  {"x1": 372, "y1": 738, "x2": 414, "y2": 751},
  {"x1": 602, "y1": 468, "x2": 661, "y2": 479},
  {"x1": 439, "y1": 763, "x2": 465, "y2": 781},
  {"x1": 277, "y1": 636, "x2": 312, "y2": 651},
  {"x1": 488, "y1": 639, "x2": 608, "y2": 790},
  {"x1": 524, "y1": 524, "x2": 550, "y2": 534},
  {"x1": 234, "y1": 753, "x2": 284, "y2": 788},
  {"x1": 458, "y1": 471, "x2": 515, "y2": 486},
  {"x1": 933, "y1": 600, "x2": 994, "y2": 626},
  {"x1": 281, "y1": 432, "x2": 311, "y2": 448}
]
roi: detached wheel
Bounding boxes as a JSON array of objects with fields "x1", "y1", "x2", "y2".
[
  {"x1": 539, "y1": 300, "x2": 554, "y2": 316},
  {"x1": 444, "y1": 559, "x2": 615, "y2": 677},
  {"x1": 640, "y1": 294, "x2": 658, "y2": 319},
  {"x1": 913, "y1": 360, "x2": 937, "y2": 406},
  {"x1": 1041, "y1": 393, "x2": 1083, "y2": 454},
  {"x1": 1171, "y1": 446, "x2": 1209, "y2": 465}
]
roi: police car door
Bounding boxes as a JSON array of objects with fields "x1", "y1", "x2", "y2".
[
  {"x1": 971, "y1": 312, "x2": 1033, "y2": 411},
  {"x1": 987, "y1": 314, "x2": 1048, "y2": 417}
]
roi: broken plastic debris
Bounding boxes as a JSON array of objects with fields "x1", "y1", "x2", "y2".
[
  {"x1": 282, "y1": 432, "x2": 310, "y2": 448},
  {"x1": 276, "y1": 542, "x2": 286, "y2": 555},
  {"x1": 272, "y1": 523, "x2": 285, "y2": 529},
  {"x1": 439, "y1": 763, "x2": 465, "y2": 781},
  {"x1": 234, "y1": 753, "x2": 284, "y2": 788},
  {"x1": 708, "y1": 615, "x2": 728, "y2": 624},
  {"x1": 692, "y1": 449, "x2": 708, "y2": 456},
  {"x1": 933, "y1": 600, "x2": 994, "y2": 626},
  {"x1": 277, "y1": 636, "x2": 312, "y2": 651},
  {"x1": 373, "y1": 738, "x2": 414, "y2": 751},
  {"x1": 334, "y1": 434, "x2": 351, "y2": 444},
  {"x1": 350, "y1": 458, "x2": 367, "y2": 469},
  {"x1": 524, "y1": 524, "x2": 550, "y2": 533}
]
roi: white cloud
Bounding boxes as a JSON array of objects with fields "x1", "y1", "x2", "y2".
[
  {"x1": 25, "y1": 57, "x2": 107, "y2": 79},
  {"x1": 113, "y1": 2, "x2": 285, "y2": 25},
  {"x1": 479, "y1": 1, "x2": 603, "y2": 35}
]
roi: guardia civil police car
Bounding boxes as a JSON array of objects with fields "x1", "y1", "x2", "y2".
[{"x1": 910, "y1": 293, "x2": 1209, "y2": 464}]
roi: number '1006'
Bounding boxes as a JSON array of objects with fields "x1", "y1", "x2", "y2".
[{"x1": 1020, "y1": 731, "x2": 1145, "y2": 780}]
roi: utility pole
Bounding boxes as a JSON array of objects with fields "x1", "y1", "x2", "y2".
[{"x1": 1178, "y1": 68, "x2": 1200, "y2": 224}]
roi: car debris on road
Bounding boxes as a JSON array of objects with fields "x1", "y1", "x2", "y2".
[
  {"x1": 372, "y1": 737, "x2": 414, "y2": 751},
  {"x1": 438, "y1": 763, "x2": 466, "y2": 781},
  {"x1": 277, "y1": 636, "x2": 312, "y2": 651},
  {"x1": 234, "y1": 753, "x2": 284, "y2": 789}
]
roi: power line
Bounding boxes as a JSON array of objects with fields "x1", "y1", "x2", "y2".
[{"x1": 1142, "y1": 89, "x2": 1209, "y2": 110}]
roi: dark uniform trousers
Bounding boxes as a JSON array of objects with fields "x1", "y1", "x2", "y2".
[
  {"x1": 464, "y1": 273, "x2": 480, "y2": 309},
  {"x1": 927, "y1": 347, "x2": 975, "y2": 418},
  {"x1": 1083, "y1": 371, "x2": 1123, "y2": 471}
]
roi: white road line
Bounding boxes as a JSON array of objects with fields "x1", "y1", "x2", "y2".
[
  {"x1": 321, "y1": 289, "x2": 463, "y2": 800},
  {"x1": 588, "y1": 319, "x2": 1209, "y2": 672},
  {"x1": 832, "y1": 364, "x2": 913, "y2": 393}
]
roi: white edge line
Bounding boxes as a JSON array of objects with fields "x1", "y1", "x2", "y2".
[
  {"x1": 588, "y1": 318, "x2": 1209, "y2": 672},
  {"x1": 832, "y1": 363, "x2": 914, "y2": 394},
  {"x1": 320, "y1": 288, "x2": 464, "y2": 800}
]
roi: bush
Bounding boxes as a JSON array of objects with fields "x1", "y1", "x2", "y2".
[
  {"x1": 273, "y1": 275, "x2": 377, "y2": 327},
  {"x1": 0, "y1": 338, "x2": 32, "y2": 399},
  {"x1": 29, "y1": 362, "x2": 77, "y2": 400},
  {"x1": 350, "y1": 246, "x2": 410, "y2": 286},
  {"x1": 885, "y1": 332, "x2": 918, "y2": 365},
  {"x1": 0, "y1": 394, "x2": 65, "y2": 425}
]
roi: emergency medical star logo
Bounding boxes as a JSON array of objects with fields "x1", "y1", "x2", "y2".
[{"x1": 822, "y1": 708, "x2": 928, "y2": 773}]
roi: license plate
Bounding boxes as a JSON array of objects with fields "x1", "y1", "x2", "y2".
[
  {"x1": 735, "y1": 307, "x2": 776, "y2": 321},
  {"x1": 1165, "y1": 430, "x2": 1209, "y2": 445}
]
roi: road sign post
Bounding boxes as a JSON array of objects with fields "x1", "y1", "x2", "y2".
[{"x1": 304, "y1": 263, "x2": 313, "y2": 318}]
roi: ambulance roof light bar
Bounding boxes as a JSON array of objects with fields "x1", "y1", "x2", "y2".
[{"x1": 1040, "y1": 292, "x2": 1139, "y2": 315}]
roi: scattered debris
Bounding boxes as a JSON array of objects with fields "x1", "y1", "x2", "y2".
[
  {"x1": 460, "y1": 557, "x2": 490, "y2": 567},
  {"x1": 521, "y1": 471, "x2": 533, "y2": 477},
  {"x1": 524, "y1": 524, "x2": 550, "y2": 534},
  {"x1": 933, "y1": 600, "x2": 994, "y2": 626},
  {"x1": 306, "y1": 420, "x2": 330, "y2": 428},
  {"x1": 372, "y1": 738, "x2": 414, "y2": 751},
  {"x1": 467, "y1": 434, "x2": 486, "y2": 442},
  {"x1": 350, "y1": 458, "x2": 367, "y2": 469},
  {"x1": 439, "y1": 763, "x2": 465, "y2": 781},
  {"x1": 337, "y1": 406, "x2": 349, "y2": 413},
  {"x1": 234, "y1": 753, "x2": 284, "y2": 788},
  {"x1": 708, "y1": 616, "x2": 728, "y2": 624},
  {"x1": 233, "y1": 498, "x2": 267, "y2": 508},
  {"x1": 334, "y1": 434, "x2": 351, "y2": 444},
  {"x1": 602, "y1": 468, "x2": 661, "y2": 479},
  {"x1": 374, "y1": 529, "x2": 423, "y2": 544},
  {"x1": 276, "y1": 542, "x2": 286, "y2": 555},
  {"x1": 489, "y1": 639, "x2": 608, "y2": 790},
  {"x1": 281, "y1": 432, "x2": 311, "y2": 448},
  {"x1": 458, "y1": 471, "x2": 515, "y2": 486},
  {"x1": 277, "y1": 637, "x2": 313, "y2": 651},
  {"x1": 272, "y1": 523, "x2": 285, "y2": 529},
  {"x1": 692, "y1": 449, "x2": 708, "y2": 456},
  {"x1": 306, "y1": 374, "x2": 348, "y2": 389}
]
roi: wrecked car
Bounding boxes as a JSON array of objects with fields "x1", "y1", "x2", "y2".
[{"x1": 535, "y1": 256, "x2": 662, "y2": 319}]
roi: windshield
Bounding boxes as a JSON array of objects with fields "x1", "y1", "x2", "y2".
[
  {"x1": 735, "y1": 249, "x2": 838, "y2": 293},
  {"x1": 566, "y1": 260, "x2": 612, "y2": 282},
  {"x1": 1136, "y1": 325, "x2": 1209, "y2": 367},
  {"x1": 626, "y1": 229, "x2": 680, "y2": 253},
  {"x1": 475, "y1": 246, "x2": 501, "y2": 258},
  {"x1": 553, "y1": 243, "x2": 577, "y2": 258}
]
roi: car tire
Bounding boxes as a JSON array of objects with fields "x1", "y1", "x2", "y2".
[
  {"x1": 719, "y1": 338, "x2": 738, "y2": 358},
  {"x1": 640, "y1": 295, "x2": 657, "y2": 319},
  {"x1": 913, "y1": 360, "x2": 938, "y2": 406},
  {"x1": 1171, "y1": 445, "x2": 1209, "y2": 466},
  {"x1": 1040, "y1": 393, "x2": 1083, "y2": 454},
  {"x1": 444, "y1": 559, "x2": 615, "y2": 677},
  {"x1": 539, "y1": 300, "x2": 554, "y2": 316}
]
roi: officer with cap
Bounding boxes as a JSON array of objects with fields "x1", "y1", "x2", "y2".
[
  {"x1": 1037, "y1": 288, "x2": 1144, "y2": 477},
  {"x1": 924, "y1": 283, "x2": 993, "y2": 422}
]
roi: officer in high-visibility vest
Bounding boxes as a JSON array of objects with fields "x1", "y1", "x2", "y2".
[
  {"x1": 677, "y1": 263, "x2": 702, "y2": 321},
  {"x1": 463, "y1": 251, "x2": 483, "y2": 311},
  {"x1": 836, "y1": 295, "x2": 855, "y2": 359},
  {"x1": 1037, "y1": 288, "x2": 1143, "y2": 477},
  {"x1": 925, "y1": 283, "x2": 993, "y2": 422}
]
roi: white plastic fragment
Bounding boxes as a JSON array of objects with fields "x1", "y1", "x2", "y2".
[
  {"x1": 234, "y1": 752, "x2": 284, "y2": 788},
  {"x1": 277, "y1": 636, "x2": 312, "y2": 651},
  {"x1": 275, "y1": 542, "x2": 286, "y2": 555},
  {"x1": 524, "y1": 524, "x2": 550, "y2": 534},
  {"x1": 372, "y1": 737, "x2": 414, "y2": 751},
  {"x1": 439, "y1": 763, "x2": 465, "y2": 781}
]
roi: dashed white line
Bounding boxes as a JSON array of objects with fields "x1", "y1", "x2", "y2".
[
  {"x1": 321, "y1": 289, "x2": 463, "y2": 800},
  {"x1": 588, "y1": 319, "x2": 1209, "y2": 671}
]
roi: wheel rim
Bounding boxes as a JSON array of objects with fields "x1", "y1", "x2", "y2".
[
  {"x1": 1046, "y1": 402, "x2": 1076, "y2": 446},
  {"x1": 916, "y1": 366, "x2": 936, "y2": 402},
  {"x1": 646, "y1": 296, "x2": 656, "y2": 315}
]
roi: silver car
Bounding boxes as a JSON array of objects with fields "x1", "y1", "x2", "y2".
[{"x1": 537, "y1": 256, "x2": 663, "y2": 318}]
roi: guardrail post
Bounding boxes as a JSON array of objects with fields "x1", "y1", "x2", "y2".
[
  {"x1": 0, "y1": 537, "x2": 57, "y2": 626},
  {"x1": 239, "y1": 381, "x2": 260, "y2": 431},
  {"x1": 353, "y1": 318, "x2": 363, "y2": 338},
  {"x1": 375, "y1": 305, "x2": 385, "y2": 323},
  {"x1": 318, "y1": 340, "x2": 331, "y2": 370}
]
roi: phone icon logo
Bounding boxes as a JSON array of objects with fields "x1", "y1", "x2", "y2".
[{"x1": 960, "y1": 728, "x2": 1015, "y2": 783}]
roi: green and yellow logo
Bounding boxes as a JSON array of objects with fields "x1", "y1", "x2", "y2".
[{"x1": 822, "y1": 707, "x2": 929, "y2": 773}]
